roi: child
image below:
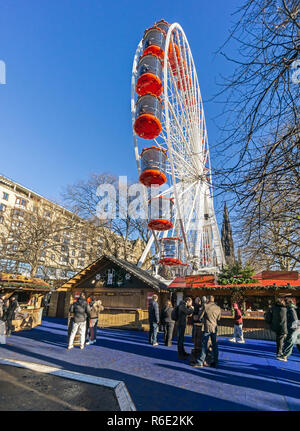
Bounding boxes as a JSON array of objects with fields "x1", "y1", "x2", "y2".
[{"x1": 229, "y1": 302, "x2": 245, "y2": 343}]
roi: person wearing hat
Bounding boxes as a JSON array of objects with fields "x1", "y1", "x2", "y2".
[{"x1": 229, "y1": 302, "x2": 245, "y2": 344}]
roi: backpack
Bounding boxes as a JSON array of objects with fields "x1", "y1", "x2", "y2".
[
  {"x1": 171, "y1": 306, "x2": 179, "y2": 322},
  {"x1": 264, "y1": 309, "x2": 272, "y2": 325}
]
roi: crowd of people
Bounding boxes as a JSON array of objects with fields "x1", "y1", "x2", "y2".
[
  {"x1": 266, "y1": 296, "x2": 300, "y2": 362},
  {"x1": 148, "y1": 294, "x2": 300, "y2": 368},
  {"x1": 0, "y1": 293, "x2": 21, "y2": 339}
]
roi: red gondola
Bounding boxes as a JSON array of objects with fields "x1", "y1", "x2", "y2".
[
  {"x1": 142, "y1": 26, "x2": 166, "y2": 60},
  {"x1": 134, "y1": 94, "x2": 163, "y2": 139},
  {"x1": 139, "y1": 146, "x2": 167, "y2": 186},
  {"x1": 136, "y1": 53, "x2": 163, "y2": 97},
  {"x1": 148, "y1": 197, "x2": 174, "y2": 231},
  {"x1": 159, "y1": 237, "x2": 182, "y2": 266}
]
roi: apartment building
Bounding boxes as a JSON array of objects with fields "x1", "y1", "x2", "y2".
[
  {"x1": 0, "y1": 174, "x2": 104, "y2": 279},
  {"x1": 0, "y1": 174, "x2": 151, "y2": 280}
]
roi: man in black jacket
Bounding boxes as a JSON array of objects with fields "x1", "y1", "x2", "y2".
[
  {"x1": 148, "y1": 294, "x2": 160, "y2": 346},
  {"x1": 177, "y1": 297, "x2": 194, "y2": 360},
  {"x1": 68, "y1": 293, "x2": 91, "y2": 350},
  {"x1": 269, "y1": 297, "x2": 287, "y2": 359}
]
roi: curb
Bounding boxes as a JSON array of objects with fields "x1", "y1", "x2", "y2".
[{"x1": 0, "y1": 357, "x2": 136, "y2": 411}]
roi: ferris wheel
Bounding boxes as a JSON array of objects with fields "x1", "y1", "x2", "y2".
[{"x1": 131, "y1": 20, "x2": 225, "y2": 274}]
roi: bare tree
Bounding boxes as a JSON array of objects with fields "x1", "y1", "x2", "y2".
[
  {"x1": 0, "y1": 206, "x2": 82, "y2": 277},
  {"x1": 214, "y1": 0, "x2": 299, "y2": 268},
  {"x1": 62, "y1": 173, "x2": 152, "y2": 268}
]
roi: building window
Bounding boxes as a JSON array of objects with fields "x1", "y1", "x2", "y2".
[
  {"x1": 70, "y1": 259, "x2": 74, "y2": 265},
  {"x1": 0, "y1": 203, "x2": 6, "y2": 212},
  {"x1": 51, "y1": 254, "x2": 55, "y2": 260},
  {"x1": 72, "y1": 250, "x2": 76, "y2": 256},
  {"x1": 15, "y1": 197, "x2": 28, "y2": 207},
  {"x1": 43, "y1": 210, "x2": 51, "y2": 218},
  {"x1": 0, "y1": 216, "x2": 3, "y2": 223},
  {"x1": 13, "y1": 209, "x2": 24, "y2": 218},
  {"x1": 2, "y1": 192, "x2": 9, "y2": 201}
]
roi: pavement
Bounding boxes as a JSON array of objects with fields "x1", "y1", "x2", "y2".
[
  {"x1": 0, "y1": 317, "x2": 299, "y2": 411},
  {"x1": 0, "y1": 364, "x2": 120, "y2": 411}
]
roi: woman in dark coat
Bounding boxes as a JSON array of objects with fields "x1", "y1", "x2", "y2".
[
  {"x1": 279, "y1": 298, "x2": 299, "y2": 362},
  {"x1": 160, "y1": 300, "x2": 175, "y2": 346}
]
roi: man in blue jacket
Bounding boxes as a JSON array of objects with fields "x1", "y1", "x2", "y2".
[{"x1": 148, "y1": 294, "x2": 160, "y2": 346}]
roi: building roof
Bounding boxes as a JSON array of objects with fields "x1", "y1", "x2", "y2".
[
  {"x1": 0, "y1": 280, "x2": 51, "y2": 292},
  {"x1": 168, "y1": 273, "x2": 300, "y2": 290},
  {"x1": 60, "y1": 254, "x2": 168, "y2": 291}
]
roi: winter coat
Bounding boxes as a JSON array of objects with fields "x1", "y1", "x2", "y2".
[
  {"x1": 270, "y1": 303, "x2": 287, "y2": 335},
  {"x1": 69, "y1": 298, "x2": 91, "y2": 324},
  {"x1": 286, "y1": 304, "x2": 298, "y2": 332},
  {"x1": 177, "y1": 300, "x2": 194, "y2": 327},
  {"x1": 160, "y1": 306, "x2": 175, "y2": 324},
  {"x1": 199, "y1": 302, "x2": 221, "y2": 333},
  {"x1": 89, "y1": 300, "x2": 104, "y2": 319},
  {"x1": 148, "y1": 300, "x2": 159, "y2": 324},
  {"x1": 234, "y1": 307, "x2": 243, "y2": 325},
  {"x1": 6, "y1": 299, "x2": 19, "y2": 321}
]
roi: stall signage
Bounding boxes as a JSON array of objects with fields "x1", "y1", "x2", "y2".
[
  {"x1": 261, "y1": 271, "x2": 299, "y2": 280},
  {"x1": 185, "y1": 275, "x2": 215, "y2": 286}
]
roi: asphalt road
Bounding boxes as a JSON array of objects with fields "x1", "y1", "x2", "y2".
[{"x1": 0, "y1": 364, "x2": 120, "y2": 411}]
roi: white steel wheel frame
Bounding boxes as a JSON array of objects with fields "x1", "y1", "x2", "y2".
[{"x1": 131, "y1": 22, "x2": 225, "y2": 272}]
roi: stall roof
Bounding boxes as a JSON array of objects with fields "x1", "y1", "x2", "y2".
[
  {"x1": 0, "y1": 280, "x2": 51, "y2": 292},
  {"x1": 59, "y1": 254, "x2": 168, "y2": 291},
  {"x1": 168, "y1": 273, "x2": 300, "y2": 290}
]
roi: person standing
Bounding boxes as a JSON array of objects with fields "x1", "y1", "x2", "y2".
[
  {"x1": 193, "y1": 295, "x2": 221, "y2": 368},
  {"x1": 86, "y1": 296, "x2": 104, "y2": 345},
  {"x1": 160, "y1": 300, "x2": 175, "y2": 346},
  {"x1": 6, "y1": 295, "x2": 19, "y2": 336},
  {"x1": 191, "y1": 297, "x2": 200, "y2": 342},
  {"x1": 278, "y1": 298, "x2": 299, "y2": 362},
  {"x1": 229, "y1": 302, "x2": 245, "y2": 344},
  {"x1": 148, "y1": 294, "x2": 160, "y2": 346},
  {"x1": 0, "y1": 294, "x2": 7, "y2": 341},
  {"x1": 268, "y1": 297, "x2": 287, "y2": 359},
  {"x1": 68, "y1": 292, "x2": 91, "y2": 350},
  {"x1": 177, "y1": 297, "x2": 194, "y2": 360}
]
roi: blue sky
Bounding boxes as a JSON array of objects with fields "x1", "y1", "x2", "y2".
[{"x1": 0, "y1": 0, "x2": 240, "y2": 219}]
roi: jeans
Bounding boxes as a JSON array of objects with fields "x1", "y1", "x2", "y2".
[
  {"x1": 88, "y1": 318, "x2": 98, "y2": 341},
  {"x1": 149, "y1": 322, "x2": 158, "y2": 345},
  {"x1": 163, "y1": 322, "x2": 175, "y2": 346},
  {"x1": 68, "y1": 321, "x2": 86, "y2": 348},
  {"x1": 275, "y1": 332, "x2": 286, "y2": 356},
  {"x1": 233, "y1": 324, "x2": 244, "y2": 341},
  {"x1": 177, "y1": 325, "x2": 187, "y2": 355},
  {"x1": 282, "y1": 330, "x2": 296, "y2": 358},
  {"x1": 196, "y1": 331, "x2": 218, "y2": 365}
]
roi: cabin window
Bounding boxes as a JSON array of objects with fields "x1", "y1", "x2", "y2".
[{"x1": 16, "y1": 291, "x2": 31, "y2": 304}]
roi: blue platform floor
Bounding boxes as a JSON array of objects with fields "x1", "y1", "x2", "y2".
[{"x1": 0, "y1": 317, "x2": 299, "y2": 411}]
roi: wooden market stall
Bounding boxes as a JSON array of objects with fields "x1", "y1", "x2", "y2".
[
  {"x1": 168, "y1": 271, "x2": 300, "y2": 340},
  {"x1": 49, "y1": 254, "x2": 169, "y2": 331},
  {"x1": 0, "y1": 274, "x2": 51, "y2": 332}
]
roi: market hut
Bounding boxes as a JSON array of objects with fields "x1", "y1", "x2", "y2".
[
  {"x1": 49, "y1": 254, "x2": 169, "y2": 331},
  {"x1": 168, "y1": 271, "x2": 300, "y2": 340},
  {"x1": 0, "y1": 274, "x2": 51, "y2": 332}
]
